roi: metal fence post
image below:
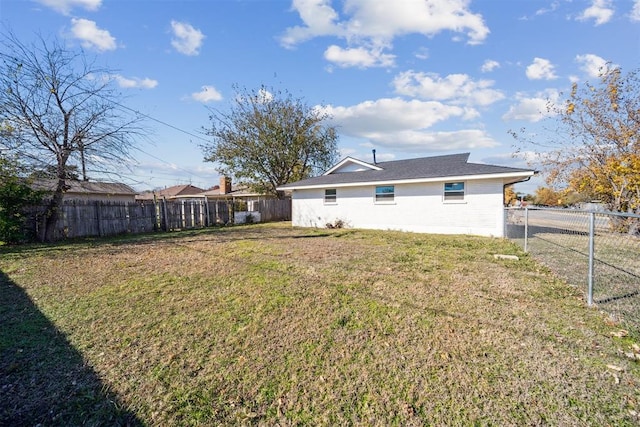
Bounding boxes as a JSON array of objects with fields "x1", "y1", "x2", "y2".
[
  {"x1": 587, "y1": 211, "x2": 595, "y2": 306},
  {"x1": 524, "y1": 207, "x2": 529, "y2": 253}
]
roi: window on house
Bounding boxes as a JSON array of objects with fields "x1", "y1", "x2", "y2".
[
  {"x1": 324, "y1": 188, "x2": 337, "y2": 203},
  {"x1": 375, "y1": 185, "x2": 395, "y2": 202},
  {"x1": 444, "y1": 182, "x2": 465, "y2": 201}
]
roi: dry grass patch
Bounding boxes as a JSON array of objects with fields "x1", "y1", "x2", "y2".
[{"x1": 1, "y1": 223, "x2": 639, "y2": 425}]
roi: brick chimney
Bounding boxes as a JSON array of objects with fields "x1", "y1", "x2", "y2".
[{"x1": 220, "y1": 176, "x2": 232, "y2": 194}]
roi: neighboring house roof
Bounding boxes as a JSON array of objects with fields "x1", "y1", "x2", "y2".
[
  {"x1": 135, "y1": 184, "x2": 268, "y2": 201},
  {"x1": 32, "y1": 179, "x2": 137, "y2": 196},
  {"x1": 144, "y1": 184, "x2": 206, "y2": 199},
  {"x1": 278, "y1": 153, "x2": 536, "y2": 190}
]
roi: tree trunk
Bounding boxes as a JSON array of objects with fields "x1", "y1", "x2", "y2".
[{"x1": 42, "y1": 179, "x2": 66, "y2": 242}]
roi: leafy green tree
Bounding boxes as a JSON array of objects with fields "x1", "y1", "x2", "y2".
[
  {"x1": 0, "y1": 156, "x2": 43, "y2": 244},
  {"x1": 202, "y1": 85, "x2": 339, "y2": 199},
  {"x1": 512, "y1": 66, "x2": 640, "y2": 216},
  {"x1": 0, "y1": 32, "x2": 143, "y2": 242}
]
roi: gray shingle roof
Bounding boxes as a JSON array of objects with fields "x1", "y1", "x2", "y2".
[
  {"x1": 279, "y1": 153, "x2": 534, "y2": 189},
  {"x1": 151, "y1": 184, "x2": 205, "y2": 198},
  {"x1": 32, "y1": 179, "x2": 136, "y2": 195}
]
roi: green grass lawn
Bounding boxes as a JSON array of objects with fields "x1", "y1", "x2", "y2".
[{"x1": 1, "y1": 223, "x2": 639, "y2": 425}]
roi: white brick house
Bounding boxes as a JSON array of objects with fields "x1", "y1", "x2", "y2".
[{"x1": 277, "y1": 153, "x2": 535, "y2": 237}]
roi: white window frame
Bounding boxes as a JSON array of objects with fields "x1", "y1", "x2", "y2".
[
  {"x1": 324, "y1": 188, "x2": 337, "y2": 204},
  {"x1": 374, "y1": 185, "x2": 395, "y2": 203},
  {"x1": 444, "y1": 181, "x2": 465, "y2": 202}
]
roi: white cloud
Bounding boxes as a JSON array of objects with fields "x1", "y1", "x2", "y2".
[
  {"x1": 512, "y1": 150, "x2": 548, "y2": 166},
  {"x1": 361, "y1": 129, "x2": 499, "y2": 151},
  {"x1": 324, "y1": 44, "x2": 395, "y2": 68},
  {"x1": 481, "y1": 59, "x2": 500, "y2": 73},
  {"x1": 577, "y1": 0, "x2": 614, "y2": 25},
  {"x1": 280, "y1": 0, "x2": 342, "y2": 47},
  {"x1": 340, "y1": 0, "x2": 489, "y2": 44},
  {"x1": 70, "y1": 18, "x2": 116, "y2": 52},
  {"x1": 319, "y1": 97, "x2": 493, "y2": 151},
  {"x1": 190, "y1": 86, "x2": 223, "y2": 103},
  {"x1": 525, "y1": 57, "x2": 557, "y2": 80},
  {"x1": 324, "y1": 98, "x2": 470, "y2": 135},
  {"x1": 575, "y1": 53, "x2": 611, "y2": 77},
  {"x1": 482, "y1": 152, "x2": 529, "y2": 169},
  {"x1": 392, "y1": 71, "x2": 504, "y2": 106},
  {"x1": 502, "y1": 97, "x2": 547, "y2": 122},
  {"x1": 256, "y1": 88, "x2": 274, "y2": 103},
  {"x1": 632, "y1": 0, "x2": 640, "y2": 21},
  {"x1": 170, "y1": 20, "x2": 205, "y2": 56},
  {"x1": 502, "y1": 90, "x2": 559, "y2": 122},
  {"x1": 338, "y1": 146, "x2": 359, "y2": 159},
  {"x1": 281, "y1": 0, "x2": 489, "y2": 68},
  {"x1": 113, "y1": 75, "x2": 158, "y2": 89},
  {"x1": 233, "y1": 88, "x2": 273, "y2": 105},
  {"x1": 36, "y1": 0, "x2": 101, "y2": 15},
  {"x1": 414, "y1": 47, "x2": 429, "y2": 60},
  {"x1": 534, "y1": 1, "x2": 560, "y2": 17}
]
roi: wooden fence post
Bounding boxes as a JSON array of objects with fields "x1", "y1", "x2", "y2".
[
  {"x1": 126, "y1": 202, "x2": 132, "y2": 233},
  {"x1": 204, "y1": 196, "x2": 210, "y2": 227},
  {"x1": 162, "y1": 197, "x2": 169, "y2": 231},
  {"x1": 96, "y1": 200, "x2": 103, "y2": 237}
]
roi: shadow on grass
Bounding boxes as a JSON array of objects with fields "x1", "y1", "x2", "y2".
[
  {"x1": 0, "y1": 271, "x2": 142, "y2": 426},
  {"x1": 506, "y1": 223, "x2": 589, "y2": 239}
]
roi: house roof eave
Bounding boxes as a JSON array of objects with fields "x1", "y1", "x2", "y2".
[{"x1": 278, "y1": 170, "x2": 536, "y2": 191}]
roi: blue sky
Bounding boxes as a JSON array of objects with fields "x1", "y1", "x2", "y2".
[{"x1": 1, "y1": 0, "x2": 639, "y2": 194}]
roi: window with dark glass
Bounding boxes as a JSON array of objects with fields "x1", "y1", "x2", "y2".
[
  {"x1": 324, "y1": 188, "x2": 337, "y2": 203},
  {"x1": 444, "y1": 182, "x2": 465, "y2": 201},
  {"x1": 375, "y1": 185, "x2": 394, "y2": 202}
]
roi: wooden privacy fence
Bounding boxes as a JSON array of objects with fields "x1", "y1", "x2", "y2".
[
  {"x1": 249, "y1": 199, "x2": 292, "y2": 222},
  {"x1": 27, "y1": 198, "x2": 291, "y2": 241}
]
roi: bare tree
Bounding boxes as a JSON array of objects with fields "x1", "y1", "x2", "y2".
[
  {"x1": 202, "y1": 85, "x2": 339, "y2": 199},
  {"x1": 0, "y1": 32, "x2": 144, "y2": 241}
]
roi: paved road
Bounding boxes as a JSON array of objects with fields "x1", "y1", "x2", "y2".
[{"x1": 508, "y1": 208, "x2": 610, "y2": 233}]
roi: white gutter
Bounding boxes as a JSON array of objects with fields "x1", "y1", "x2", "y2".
[{"x1": 278, "y1": 170, "x2": 536, "y2": 191}]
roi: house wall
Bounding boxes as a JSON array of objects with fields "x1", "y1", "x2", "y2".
[{"x1": 290, "y1": 179, "x2": 506, "y2": 237}]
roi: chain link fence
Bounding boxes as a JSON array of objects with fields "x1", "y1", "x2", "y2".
[{"x1": 505, "y1": 207, "x2": 640, "y2": 333}]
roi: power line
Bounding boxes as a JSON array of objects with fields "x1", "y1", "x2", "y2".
[
  {"x1": 113, "y1": 100, "x2": 213, "y2": 144},
  {"x1": 131, "y1": 145, "x2": 215, "y2": 181},
  {"x1": 107, "y1": 99, "x2": 220, "y2": 184}
]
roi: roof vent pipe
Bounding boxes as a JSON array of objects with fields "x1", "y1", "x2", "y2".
[{"x1": 372, "y1": 149, "x2": 377, "y2": 164}]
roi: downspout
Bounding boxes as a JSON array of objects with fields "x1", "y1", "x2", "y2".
[
  {"x1": 502, "y1": 174, "x2": 535, "y2": 206},
  {"x1": 503, "y1": 174, "x2": 535, "y2": 238}
]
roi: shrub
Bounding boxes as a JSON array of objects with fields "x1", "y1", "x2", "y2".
[
  {"x1": 325, "y1": 219, "x2": 346, "y2": 229},
  {"x1": 0, "y1": 158, "x2": 44, "y2": 244}
]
